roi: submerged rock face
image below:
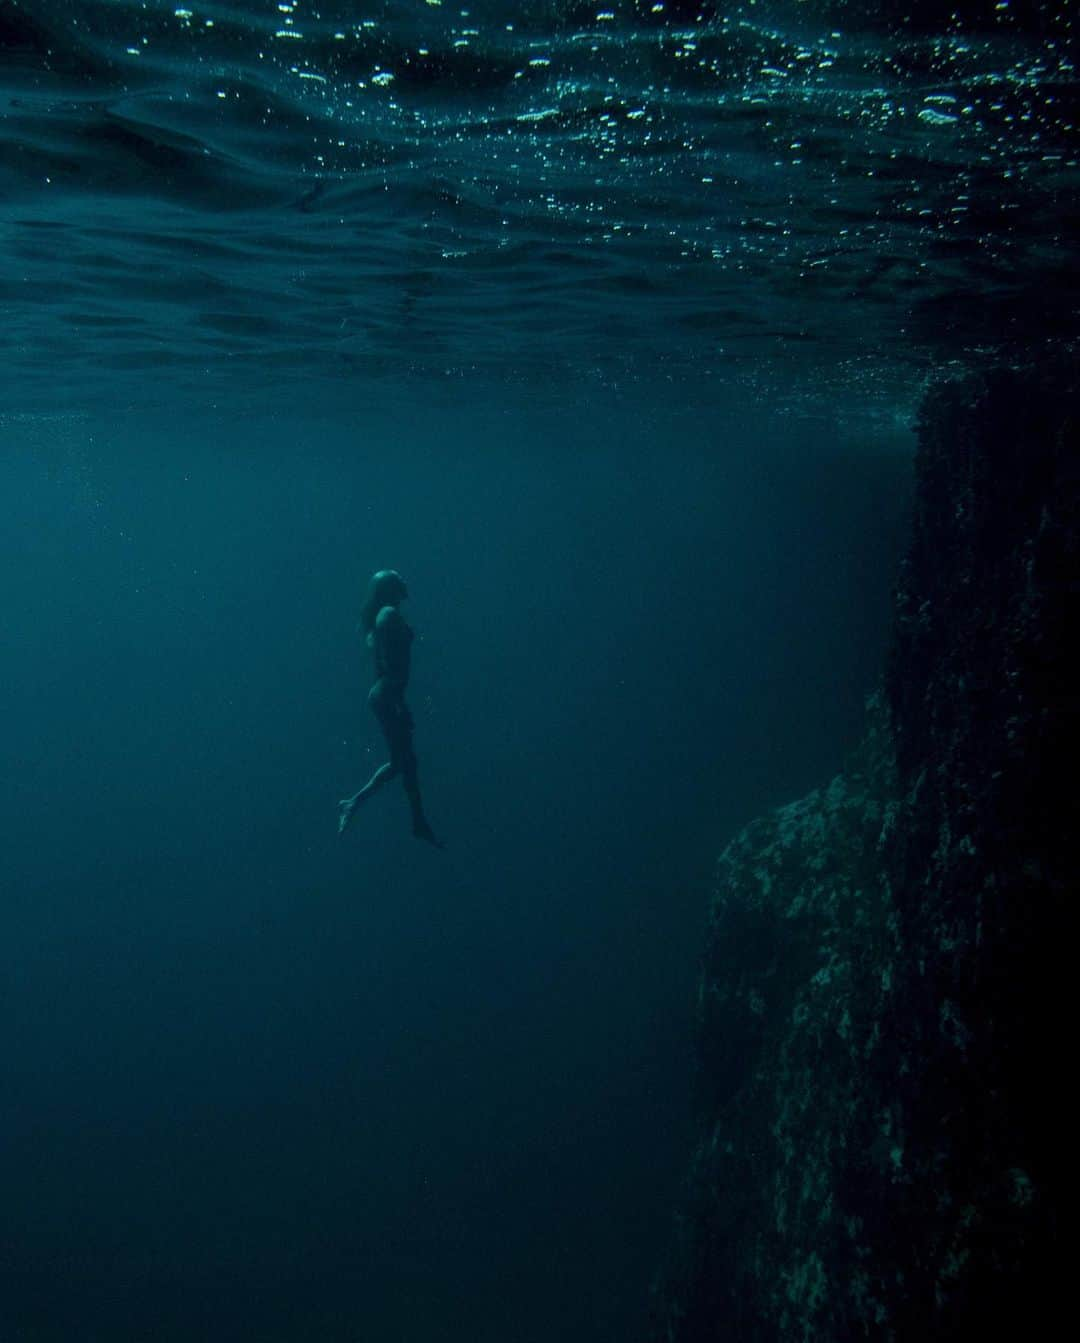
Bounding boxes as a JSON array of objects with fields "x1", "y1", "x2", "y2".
[{"x1": 654, "y1": 360, "x2": 1075, "y2": 1341}]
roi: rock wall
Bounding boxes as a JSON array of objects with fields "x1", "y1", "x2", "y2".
[{"x1": 653, "y1": 358, "x2": 1076, "y2": 1341}]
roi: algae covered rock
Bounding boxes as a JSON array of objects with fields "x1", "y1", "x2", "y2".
[{"x1": 653, "y1": 356, "x2": 1076, "y2": 1341}]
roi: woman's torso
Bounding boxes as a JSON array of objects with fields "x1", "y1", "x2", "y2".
[{"x1": 371, "y1": 604, "x2": 413, "y2": 690}]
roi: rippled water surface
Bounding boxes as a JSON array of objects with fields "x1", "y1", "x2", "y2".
[{"x1": 2, "y1": 1, "x2": 1077, "y2": 411}]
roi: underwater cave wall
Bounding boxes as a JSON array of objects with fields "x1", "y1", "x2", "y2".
[{"x1": 653, "y1": 358, "x2": 1076, "y2": 1342}]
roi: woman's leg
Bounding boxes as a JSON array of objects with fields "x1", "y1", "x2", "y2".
[
  {"x1": 400, "y1": 748, "x2": 441, "y2": 846},
  {"x1": 339, "y1": 690, "x2": 441, "y2": 846},
  {"x1": 338, "y1": 760, "x2": 398, "y2": 833}
]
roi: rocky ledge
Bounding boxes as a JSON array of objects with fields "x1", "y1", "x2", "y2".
[{"x1": 653, "y1": 356, "x2": 1076, "y2": 1341}]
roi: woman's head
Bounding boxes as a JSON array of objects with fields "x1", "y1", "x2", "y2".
[{"x1": 360, "y1": 569, "x2": 408, "y2": 636}]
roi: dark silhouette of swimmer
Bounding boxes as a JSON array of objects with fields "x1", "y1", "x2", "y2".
[{"x1": 338, "y1": 569, "x2": 443, "y2": 847}]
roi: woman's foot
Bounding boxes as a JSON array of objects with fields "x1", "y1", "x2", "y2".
[
  {"x1": 338, "y1": 794, "x2": 360, "y2": 835},
  {"x1": 413, "y1": 819, "x2": 445, "y2": 849}
]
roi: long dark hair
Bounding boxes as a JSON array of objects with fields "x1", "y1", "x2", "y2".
[{"x1": 359, "y1": 569, "x2": 408, "y2": 645}]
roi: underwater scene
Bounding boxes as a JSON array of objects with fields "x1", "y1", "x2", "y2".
[{"x1": 1, "y1": 2, "x2": 1073, "y2": 1340}]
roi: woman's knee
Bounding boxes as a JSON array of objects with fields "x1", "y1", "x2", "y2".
[{"x1": 395, "y1": 748, "x2": 418, "y2": 779}]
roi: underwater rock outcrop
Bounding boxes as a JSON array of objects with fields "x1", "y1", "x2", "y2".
[{"x1": 653, "y1": 358, "x2": 1076, "y2": 1341}]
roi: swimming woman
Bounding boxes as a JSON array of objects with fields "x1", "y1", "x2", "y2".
[{"x1": 338, "y1": 569, "x2": 442, "y2": 847}]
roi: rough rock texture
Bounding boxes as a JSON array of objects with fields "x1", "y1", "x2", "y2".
[{"x1": 652, "y1": 358, "x2": 1076, "y2": 1341}]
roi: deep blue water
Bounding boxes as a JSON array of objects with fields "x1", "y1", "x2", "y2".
[{"x1": 1, "y1": 2, "x2": 1075, "y2": 1341}]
